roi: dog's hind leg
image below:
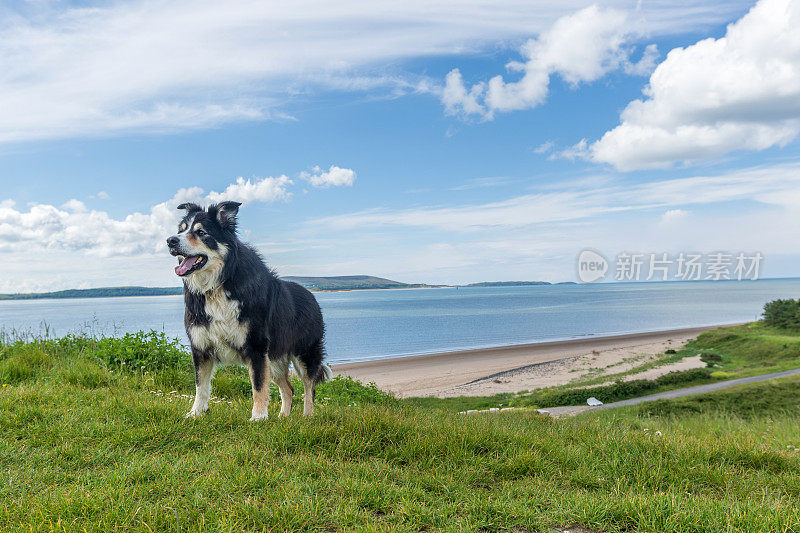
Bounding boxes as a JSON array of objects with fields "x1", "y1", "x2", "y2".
[
  {"x1": 292, "y1": 356, "x2": 317, "y2": 417},
  {"x1": 270, "y1": 358, "x2": 293, "y2": 417},
  {"x1": 186, "y1": 354, "x2": 214, "y2": 418},
  {"x1": 248, "y1": 355, "x2": 271, "y2": 421}
]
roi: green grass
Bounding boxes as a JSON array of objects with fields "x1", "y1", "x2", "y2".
[
  {"x1": 684, "y1": 322, "x2": 800, "y2": 377},
  {"x1": 1, "y1": 330, "x2": 800, "y2": 531},
  {"x1": 634, "y1": 373, "x2": 800, "y2": 419}
]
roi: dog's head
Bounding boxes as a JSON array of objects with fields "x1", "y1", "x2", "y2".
[{"x1": 167, "y1": 201, "x2": 241, "y2": 291}]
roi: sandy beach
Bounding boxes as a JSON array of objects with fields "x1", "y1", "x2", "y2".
[{"x1": 333, "y1": 325, "x2": 732, "y2": 397}]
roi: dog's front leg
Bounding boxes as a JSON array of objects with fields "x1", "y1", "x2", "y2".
[
  {"x1": 186, "y1": 351, "x2": 214, "y2": 418},
  {"x1": 248, "y1": 354, "x2": 271, "y2": 421}
]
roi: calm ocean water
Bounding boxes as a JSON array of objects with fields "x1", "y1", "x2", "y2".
[{"x1": 1, "y1": 279, "x2": 799, "y2": 364}]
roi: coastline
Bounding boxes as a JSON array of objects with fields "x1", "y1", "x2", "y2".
[
  {"x1": 333, "y1": 324, "x2": 738, "y2": 398},
  {"x1": 0, "y1": 284, "x2": 452, "y2": 301}
]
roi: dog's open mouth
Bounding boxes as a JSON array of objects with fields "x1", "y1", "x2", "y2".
[{"x1": 175, "y1": 255, "x2": 207, "y2": 276}]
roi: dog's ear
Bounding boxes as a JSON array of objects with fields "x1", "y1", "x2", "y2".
[
  {"x1": 177, "y1": 202, "x2": 202, "y2": 214},
  {"x1": 216, "y1": 201, "x2": 242, "y2": 229}
]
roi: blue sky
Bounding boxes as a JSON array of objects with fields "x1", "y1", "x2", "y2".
[{"x1": 1, "y1": 0, "x2": 799, "y2": 291}]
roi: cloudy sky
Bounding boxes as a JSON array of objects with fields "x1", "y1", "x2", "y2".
[{"x1": 1, "y1": 0, "x2": 799, "y2": 291}]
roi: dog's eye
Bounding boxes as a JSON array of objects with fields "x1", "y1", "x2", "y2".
[{"x1": 196, "y1": 229, "x2": 206, "y2": 237}]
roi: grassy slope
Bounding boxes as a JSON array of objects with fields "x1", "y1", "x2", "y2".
[{"x1": 1, "y1": 333, "x2": 800, "y2": 531}]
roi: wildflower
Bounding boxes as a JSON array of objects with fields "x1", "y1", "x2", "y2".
[{"x1": 655, "y1": 430, "x2": 663, "y2": 436}]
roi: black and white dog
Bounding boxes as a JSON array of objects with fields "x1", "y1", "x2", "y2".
[{"x1": 166, "y1": 201, "x2": 331, "y2": 420}]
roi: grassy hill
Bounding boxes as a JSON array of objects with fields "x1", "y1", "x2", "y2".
[
  {"x1": 0, "y1": 286, "x2": 183, "y2": 300},
  {"x1": 0, "y1": 324, "x2": 799, "y2": 531},
  {"x1": 282, "y1": 275, "x2": 434, "y2": 291},
  {"x1": 463, "y1": 280, "x2": 551, "y2": 287}
]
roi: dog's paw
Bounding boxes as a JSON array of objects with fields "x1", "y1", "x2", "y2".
[
  {"x1": 249, "y1": 413, "x2": 269, "y2": 422},
  {"x1": 184, "y1": 407, "x2": 208, "y2": 419}
]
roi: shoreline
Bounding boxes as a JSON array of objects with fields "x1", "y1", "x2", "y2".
[{"x1": 333, "y1": 324, "x2": 740, "y2": 397}]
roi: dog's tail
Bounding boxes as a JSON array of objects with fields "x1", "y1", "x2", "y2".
[
  {"x1": 319, "y1": 363, "x2": 333, "y2": 383},
  {"x1": 310, "y1": 339, "x2": 333, "y2": 384}
]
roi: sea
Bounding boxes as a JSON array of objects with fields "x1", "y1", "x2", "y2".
[{"x1": 1, "y1": 279, "x2": 798, "y2": 364}]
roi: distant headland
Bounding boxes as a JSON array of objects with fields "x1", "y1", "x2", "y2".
[{"x1": 0, "y1": 276, "x2": 570, "y2": 300}]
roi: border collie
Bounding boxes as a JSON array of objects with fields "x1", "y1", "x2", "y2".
[{"x1": 166, "y1": 201, "x2": 331, "y2": 420}]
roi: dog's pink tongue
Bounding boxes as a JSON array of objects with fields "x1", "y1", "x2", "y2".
[{"x1": 175, "y1": 256, "x2": 199, "y2": 276}]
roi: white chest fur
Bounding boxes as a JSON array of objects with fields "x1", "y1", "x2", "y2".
[{"x1": 189, "y1": 288, "x2": 248, "y2": 365}]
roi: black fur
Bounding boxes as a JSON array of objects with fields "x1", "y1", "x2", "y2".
[{"x1": 176, "y1": 203, "x2": 328, "y2": 386}]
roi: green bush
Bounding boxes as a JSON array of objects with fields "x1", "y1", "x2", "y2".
[
  {"x1": 92, "y1": 331, "x2": 189, "y2": 371},
  {"x1": 700, "y1": 352, "x2": 723, "y2": 367},
  {"x1": 762, "y1": 299, "x2": 800, "y2": 329}
]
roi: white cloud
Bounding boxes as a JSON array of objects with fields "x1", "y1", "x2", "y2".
[
  {"x1": 301, "y1": 165, "x2": 356, "y2": 188},
  {"x1": 96, "y1": 191, "x2": 110, "y2": 200},
  {"x1": 0, "y1": 174, "x2": 295, "y2": 257},
  {"x1": 589, "y1": 0, "x2": 800, "y2": 170},
  {"x1": 533, "y1": 140, "x2": 555, "y2": 154},
  {"x1": 61, "y1": 199, "x2": 87, "y2": 213},
  {"x1": 554, "y1": 139, "x2": 590, "y2": 161},
  {"x1": 0, "y1": 0, "x2": 751, "y2": 143},
  {"x1": 623, "y1": 44, "x2": 660, "y2": 76},
  {"x1": 206, "y1": 175, "x2": 293, "y2": 203},
  {"x1": 443, "y1": 69, "x2": 486, "y2": 116},
  {"x1": 309, "y1": 162, "x2": 800, "y2": 232},
  {"x1": 442, "y1": 5, "x2": 654, "y2": 119},
  {"x1": 659, "y1": 208, "x2": 689, "y2": 226},
  {"x1": 290, "y1": 161, "x2": 800, "y2": 283},
  {"x1": 449, "y1": 176, "x2": 511, "y2": 191}
]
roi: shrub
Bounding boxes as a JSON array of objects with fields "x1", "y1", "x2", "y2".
[
  {"x1": 762, "y1": 299, "x2": 800, "y2": 329},
  {"x1": 700, "y1": 352, "x2": 723, "y2": 367},
  {"x1": 92, "y1": 331, "x2": 189, "y2": 371},
  {"x1": 665, "y1": 349, "x2": 677, "y2": 354},
  {"x1": 655, "y1": 368, "x2": 710, "y2": 385}
]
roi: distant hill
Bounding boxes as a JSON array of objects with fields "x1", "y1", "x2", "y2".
[
  {"x1": 463, "y1": 281, "x2": 552, "y2": 287},
  {"x1": 0, "y1": 286, "x2": 183, "y2": 300},
  {"x1": 282, "y1": 275, "x2": 434, "y2": 291},
  {"x1": 0, "y1": 277, "x2": 565, "y2": 300},
  {"x1": 0, "y1": 276, "x2": 435, "y2": 300}
]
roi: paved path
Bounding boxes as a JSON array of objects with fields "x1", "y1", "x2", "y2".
[{"x1": 537, "y1": 368, "x2": 800, "y2": 417}]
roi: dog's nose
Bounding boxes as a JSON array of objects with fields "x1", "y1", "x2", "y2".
[{"x1": 167, "y1": 236, "x2": 179, "y2": 247}]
